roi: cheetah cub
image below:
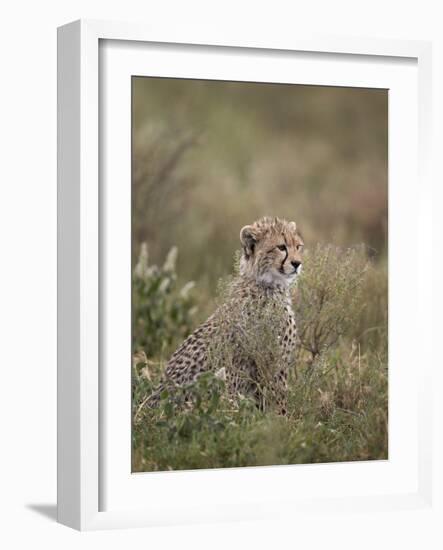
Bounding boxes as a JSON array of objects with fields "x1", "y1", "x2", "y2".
[{"x1": 148, "y1": 216, "x2": 304, "y2": 414}]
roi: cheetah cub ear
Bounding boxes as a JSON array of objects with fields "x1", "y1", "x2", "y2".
[
  {"x1": 288, "y1": 221, "x2": 297, "y2": 232},
  {"x1": 240, "y1": 225, "x2": 257, "y2": 257}
]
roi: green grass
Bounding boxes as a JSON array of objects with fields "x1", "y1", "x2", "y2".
[
  {"x1": 132, "y1": 346, "x2": 387, "y2": 471},
  {"x1": 131, "y1": 244, "x2": 388, "y2": 472}
]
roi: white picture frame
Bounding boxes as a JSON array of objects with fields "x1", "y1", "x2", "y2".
[{"x1": 57, "y1": 19, "x2": 433, "y2": 531}]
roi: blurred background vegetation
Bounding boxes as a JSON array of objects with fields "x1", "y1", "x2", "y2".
[
  {"x1": 132, "y1": 78, "x2": 387, "y2": 297},
  {"x1": 131, "y1": 78, "x2": 388, "y2": 471}
]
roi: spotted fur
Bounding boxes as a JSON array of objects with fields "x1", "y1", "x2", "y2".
[{"x1": 146, "y1": 216, "x2": 304, "y2": 414}]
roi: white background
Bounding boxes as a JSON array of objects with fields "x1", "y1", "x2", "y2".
[{"x1": 0, "y1": 1, "x2": 441, "y2": 548}]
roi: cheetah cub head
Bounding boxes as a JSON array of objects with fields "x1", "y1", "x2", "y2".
[{"x1": 239, "y1": 216, "x2": 304, "y2": 288}]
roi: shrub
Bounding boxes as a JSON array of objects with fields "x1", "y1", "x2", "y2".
[
  {"x1": 132, "y1": 243, "x2": 198, "y2": 359},
  {"x1": 132, "y1": 371, "x2": 264, "y2": 471},
  {"x1": 292, "y1": 244, "x2": 368, "y2": 364},
  {"x1": 132, "y1": 347, "x2": 387, "y2": 471},
  {"x1": 132, "y1": 242, "x2": 388, "y2": 471}
]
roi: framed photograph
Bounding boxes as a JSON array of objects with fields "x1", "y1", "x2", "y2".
[{"x1": 57, "y1": 19, "x2": 433, "y2": 530}]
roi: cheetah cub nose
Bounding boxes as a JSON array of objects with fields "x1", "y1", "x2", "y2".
[{"x1": 291, "y1": 260, "x2": 302, "y2": 272}]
